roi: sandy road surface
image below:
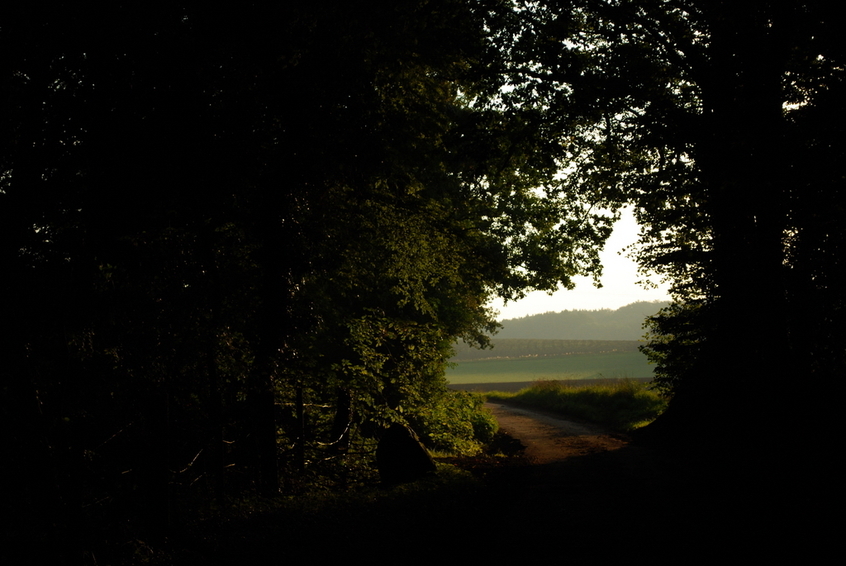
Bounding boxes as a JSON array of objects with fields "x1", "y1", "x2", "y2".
[{"x1": 485, "y1": 401, "x2": 628, "y2": 464}]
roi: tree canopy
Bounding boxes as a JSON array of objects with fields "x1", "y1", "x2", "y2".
[
  {"x1": 499, "y1": 0, "x2": 845, "y2": 446},
  {"x1": 2, "y1": 2, "x2": 620, "y2": 559}
]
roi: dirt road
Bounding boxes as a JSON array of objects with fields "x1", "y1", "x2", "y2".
[
  {"x1": 478, "y1": 401, "x2": 826, "y2": 562},
  {"x1": 485, "y1": 401, "x2": 627, "y2": 464},
  {"x1": 481, "y1": 401, "x2": 682, "y2": 536},
  {"x1": 206, "y1": 401, "x2": 826, "y2": 564}
]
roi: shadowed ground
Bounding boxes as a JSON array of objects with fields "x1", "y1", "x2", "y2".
[{"x1": 191, "y1": 402, "x2": 831, "y2": 564}]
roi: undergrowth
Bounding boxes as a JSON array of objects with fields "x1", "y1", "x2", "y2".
[
  {"x1": 485, "y1": 378, "x2": 667, "y2": 432},
  {"x1": 82, "y1": 393, "x2": 502, "y2": 564},
  {"x1": 187, "y1": 462, "x2": 486, "y2": 563},
  {"x1": 409, "y1": 389, "x2": 498, "y2": 456}
]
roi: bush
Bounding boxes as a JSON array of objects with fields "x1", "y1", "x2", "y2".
[{"x1": 408, "y1": 390, "x2": 498, "y2": 455}]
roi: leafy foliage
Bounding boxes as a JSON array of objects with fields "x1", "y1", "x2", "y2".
[
  {"x1": 500, "y1": 1, "x2": 844, "y2": 395},
  {"x1": 408, "y1": 391, "x2": 498, "y2": 455},
  {"x1": 639, "y1": 301, "x2": 706, "y2": 396},
  {"x1": 1, "y1": 2, "x2": 623, "y2": 559}
]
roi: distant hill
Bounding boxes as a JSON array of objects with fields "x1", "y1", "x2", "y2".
[{"x1": 491, "y1": 300, "x2": 670, "y2": 341}]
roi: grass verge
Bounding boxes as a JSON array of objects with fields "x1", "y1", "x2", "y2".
[{"x1": 485, "y1": 378, "x2": 668, "y2": 432}]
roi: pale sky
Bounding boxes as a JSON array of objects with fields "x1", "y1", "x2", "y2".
[{"x1": 487, "y1": 207, "x2": 672, "y2": 320}]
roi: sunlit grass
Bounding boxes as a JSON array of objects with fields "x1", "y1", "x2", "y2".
[
  {"x1": 486, "y1": 378, "x2": 667, "y2": 432},
  {"x1": 446, "y1": 351, "x2": 654, "y2": 384}
]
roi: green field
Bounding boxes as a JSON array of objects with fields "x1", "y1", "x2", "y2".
[{"x1": 446, "y1": 351, "x2": 654, "y2": 384}]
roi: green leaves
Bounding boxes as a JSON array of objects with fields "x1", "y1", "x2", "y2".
[{"x1": 2, "y1": 3, "x2": 635, "y2": 531}]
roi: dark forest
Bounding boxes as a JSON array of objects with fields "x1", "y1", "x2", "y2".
[{"x1": 3, "y1": 1, "x2": 843, "y2": 562}]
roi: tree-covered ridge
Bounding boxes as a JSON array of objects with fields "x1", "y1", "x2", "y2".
[
  {"x1": 493, "y1": 301, "x2": 669, "y2": 340},
  {"x1": 451, "y1": 339, "x2": 642, "y2": 361}
]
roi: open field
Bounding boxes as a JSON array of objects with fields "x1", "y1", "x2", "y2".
[
  {"x1": 450, "y1": 339, "x2": 642, "y2": 361},
  {"x1": 449, "y1": 377, "x2": 652, "y2": 393},
  {"x1": 446, "y1": 351, "x2": 654, "y2": 385}
]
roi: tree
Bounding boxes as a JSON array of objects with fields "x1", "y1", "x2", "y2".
[
  {"x1": 501, "y1": 0, "x2": 845, "y2": 461},
  {"x1": 243, "y1": 0, "x2": 620, "y2": 484},
  {"x1": 2, "y1": 2, "x2": 620, "y2": 558}
]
